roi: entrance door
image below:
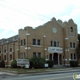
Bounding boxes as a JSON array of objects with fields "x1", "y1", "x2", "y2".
[
  {"x1": 54, "y1": 53, "x2": 58, "y2": 65},
  {"x1": 49, "y1": 54, "x2": 54, "y2": 61},
  {"x1": 49, "y1": 54, "x2": 52, "y2": 60}
]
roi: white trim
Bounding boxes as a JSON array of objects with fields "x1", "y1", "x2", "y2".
[
  {"x1": 65, "y1": 38, "x2": 68, "y2": 40},
  {"x1": 6, "y1": 41, "x2": 8, "y2": 43},
  {"x1": 20, "y1": 46, "x2": 24, "y2": 47},
  {"x1": 12, "y1": 50, "x2": 14, "y2": 52},
  {"x1": 33, "y1": 45, "x2": 42, "y2": 47},
  {"x1": 5, "y1": 65, "x2": 11, "y2": 67},
  {"x1": 6, "y1": 51, "x2": 8, "y2": 53},
  {"x1": 69, "y1": 58, "x2": 71, "y2": 61},
  {"x1": 44, "y1": 35, "x2": 46, "y2": 37},
  {"x1": 64, "y1": 64, "x2": 70, "y2": 66},
  {"x1": 10, "y1": 60, "x2": 13, "y2": 62},
  {"x1": 17, "y1": 49, "x2": 19, "y2": 51},
  {"x1": 44, "y1": 48, "x2": 47, "y2": 50},
  {"x1": 9, "y1": 52, "x2": 12, "y2": 54},
  {"x1": 70, "y1": 48, "x2": 76, "y2": 49},
  {"x1": 63, "y1": 59, "x2": 67, "y2": 61},
  {"x1": 26, "y1": 33, "x2": 30, "y2": 36},
  {"x1": 65, "y1": 49, "x2": 70, "y2": 51},
  {"x1": 25, "y1": 47, "x2": 31, "y2": 50},
  {"x1": 77, "y1": 39, "x2": 79, "y2": 41},
  {"x1": 5, "y1": 60, "x2": 7, "y2": 62}
]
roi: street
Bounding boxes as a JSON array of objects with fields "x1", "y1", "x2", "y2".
[{"x1": 0, "y1": 70, "x2": 80, "y2": 80}]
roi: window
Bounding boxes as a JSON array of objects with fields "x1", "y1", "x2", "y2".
[
  {"x1": 0, "y1": 48, "x2": 1, "y2": 54},
  {"x1": 46, "y1": 55, "x2": 48, "y2": 59},
  {"x1": 37, "y1": 39, "x2": 41, "y2": 45},
  {"x1": 23, "y1": 52, "x2": 25, "y2": 59},
  {"x1": 54, "y1": 41, "x2": 56, "y2": 47},
  {"x1": 70, "y1": 27, "x2": 74, "y2": 36},
  {"x1": 10, "y1": 55, "x2": 12, "y2": 60},
  {"x1": 20, "y1": 40, "x2": 23, "y2": 46},
  {"x1": 38, "y1": 52, "x2": 41, "y2": 58},
  {"x1": 74, "y1": 54, "x2": 76, "y2": 59},
  {"x1": 10, "y1": 46, "x2": 12, "y2": 52},
  {"x1": 4, "y1": 55, "x2": 6, "y2": 60},
  {"x1": 4, "y1": 47, "x2": 6, "y2": 53},
  {"x1": 70, "y1": 42, "x2": 72, "y2": 48},
  {"x1": 53, "y1": 40, "x2": 59, "y2": 47},
  {"x1": 70, "y1": 27, "x2": 73, "y2": 32},
  {"x1": 0, "y1": 56, "x2": 1, "y2": 60},
  {"x1": 63, "y1": 56, "x2": 64, "y2": 59},
  {"x1": 57, "y1": 42, "x2": 59, "y2": 47},
  {"x1": 20, "y1": 53, "x2": 25, "y2": 59},
  {"x1": 70, "y1": 54, "x2": 73, "y2": 59},
  {"x1": 33, "y1": 52, "x2": 36, "y2": 57},
  {"x1": 33, "y1": 39, "x2": 36, "y2": 45},
  {"x1": 24, "y1": 39, "x2": 26, "y2": 45},
  {"x1": 73, "y1": 43, "x2": 75, "y2": 48},
  {"x1": 51, "y1": 41, "x2": 53, "y2": 46},
  {"x1": 20, "y1": 53, "x2": 23, "y2": 59}
]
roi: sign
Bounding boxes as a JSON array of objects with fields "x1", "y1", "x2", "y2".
[
  {"x1": 17, "y1": 59, "x2": 29, "y2": 68},
  {"x1": 48, "y1": 47, "x2": 63, "y2": 53},
  {"x1": 44, "y1": 64, "x2": 48, "y2": 67},
  {"x1": 25, "y1": 64, "x2": 29, "y2": 68}
]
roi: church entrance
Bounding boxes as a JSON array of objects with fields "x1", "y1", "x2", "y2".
[
  {"x1": 49, "y1": 53, "x2": 62, "y2": 65},
  {"x1": 54, "y1": 53, "x2": 58, "y2": 65}
]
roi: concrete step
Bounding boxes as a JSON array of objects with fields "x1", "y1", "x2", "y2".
[{"x1": 54, "y1": 65, "x2": 64, "y2": 68}]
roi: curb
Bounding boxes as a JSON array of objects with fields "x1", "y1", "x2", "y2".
[{"x1": 18, "y1": 69, "x2": 80, "y2": 76}]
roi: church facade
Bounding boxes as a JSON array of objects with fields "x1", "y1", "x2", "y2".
[{"x1": 0, "y1": 17, "x2": 79, "y2": 67}]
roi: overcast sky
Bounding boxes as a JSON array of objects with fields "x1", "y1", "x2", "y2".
[{"x1": 0, "y1": 0, "x2": 80, "y2": 39}]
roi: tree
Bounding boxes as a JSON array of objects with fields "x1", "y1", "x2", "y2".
[
  {"x1": 0, "y1": 60, "x2": 5, "y2": 68},
  {"x1": 29, "y1": 57, "x2": 45, "y2": 68},
  {"x1": 11, "y1": 60, "x2": 17, "y2": 68}
]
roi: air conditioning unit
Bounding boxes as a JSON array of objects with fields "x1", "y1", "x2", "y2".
[{"x1": 12, "y1": 50, "x2": 14, "y2": 52}]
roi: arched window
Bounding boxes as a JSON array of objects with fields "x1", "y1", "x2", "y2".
[
  {"x1": 53, "y1": 39, "x2": 59, "y2": 47},
  {"x1": 70, "y1": 27, "x2": 73, "y2": 32},
  {"x1": 70, "y1": 27, "x2": 74, "y2": 36},
  {"x1": 54, "y1": 40, "x2": 56, "y2": 47}
]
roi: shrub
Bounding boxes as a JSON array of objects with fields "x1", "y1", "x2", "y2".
[
  {"x1": 11, "y1": 60, "x2": 17, "y2": 68},
  {"x1": 70, "y1": 60, "x2": 78, "y2": 67},
  {"x1": 0, "y1": 60, "x2": 5, "y2": 68},
  {"x1": 46, "y1": 60, "x2": 54, "y2": 68},
  {"x1": 29, "y1": 57, "x2": 45, "y2": 69}
]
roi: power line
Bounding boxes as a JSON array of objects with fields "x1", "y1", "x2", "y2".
[{"x1": 0, "y1": 1, "x2": 51, "y2": 21}]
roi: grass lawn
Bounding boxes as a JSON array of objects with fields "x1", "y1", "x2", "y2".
[
  {"x1": 0, "y1": 67, "x2": 72, "y2": 74},
  {"x1": 0, "y1": 68, "x2": 50, "y2": 74}
]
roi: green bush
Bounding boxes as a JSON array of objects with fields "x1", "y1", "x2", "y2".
[
  {"x1": 70, "y1": 60, "x2": 78, "y2": 67},
  {"x1": 11, "y1": 60, "x2": 17, "y2": 68},
  {"x1": 46, "y1": 60, "x2": 54, "y2": 68},
  {"x1": 0, "y1": 60, "x2": 5, "y2": 68},
  {"x1": 29, "y1": 57, "x2": 45, "y2": 69}
]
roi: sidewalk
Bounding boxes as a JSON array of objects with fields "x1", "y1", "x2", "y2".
[
  {"x1": 0, "y1": 67, "x2": 80, "y2": 76},
  {"x1": 24, "y1": 67, "x2": 80, "y2": 76}
]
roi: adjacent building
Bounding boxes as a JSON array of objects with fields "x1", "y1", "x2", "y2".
[{"x1": 0, "y1": 17, "x2": 79, "y2": 67}]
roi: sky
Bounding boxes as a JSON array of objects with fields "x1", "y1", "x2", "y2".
[{"x1": 0, "y1": 0, "x2": 80, "y2": 39}]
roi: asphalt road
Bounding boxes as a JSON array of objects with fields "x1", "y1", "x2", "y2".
[{"x1": 0, "y1": 70, "x2": 80, "y2": 80}]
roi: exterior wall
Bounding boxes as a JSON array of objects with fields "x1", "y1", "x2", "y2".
[{"x1": 0, "y1": 17, "x2": 78, "y2": 66}]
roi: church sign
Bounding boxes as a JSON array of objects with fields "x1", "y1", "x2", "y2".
[{"x1": 48, "y1": 47, "x2": 63, "y2": 53}]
